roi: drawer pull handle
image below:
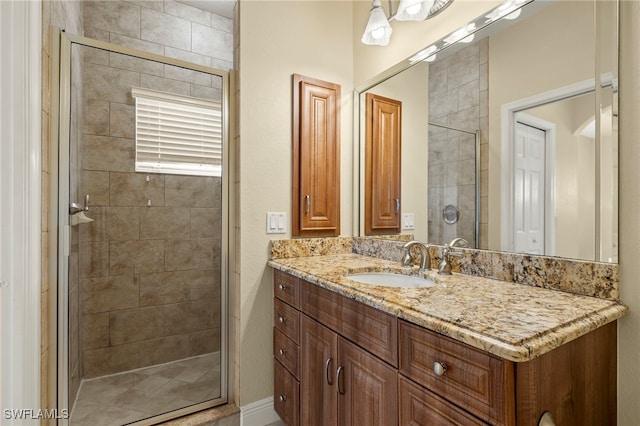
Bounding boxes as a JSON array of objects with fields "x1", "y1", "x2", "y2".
[
  {"x1": 278, "y1": 283, "x2": 286, "y2": 291},
  {"x1": 278, "y1": 316, "x2": 285, "y2": 323},
  {"x1": 433, "y1": 361, "x2": 447, "y2": 376},
  {"x1": 278, "y1": 348, "x2": 285, "y2": 356},
  {"x1": 336, "y1": 366, "x2": 345, "y2": 395},
  {"x1": 325, "y1": 358, "x2": 334, "y2": 385},
  {"x1": 279, "y1": 395, "x2": 286, "y2": 402}
]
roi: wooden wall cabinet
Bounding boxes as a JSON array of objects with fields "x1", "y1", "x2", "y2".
[
  {"x1": 273, "y1": 269, "x2": 617, "y2": 426},
  {"x1": 292, "y1": 74, "x2": 340, "y2": 237},
  {"x1": 365, "y1": 93, "x2": 402, "y2": 235}
]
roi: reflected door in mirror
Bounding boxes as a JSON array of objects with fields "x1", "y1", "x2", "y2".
[{"x1": 365, "y1": 93, "x2": 402, "y2": 235}]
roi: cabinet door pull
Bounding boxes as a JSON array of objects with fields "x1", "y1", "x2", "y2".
[
  {"x1": 278, "y1": 283, "x2": 286, "y2": 291},
  {"x1": 395, "y1": 198, "x2": 400, "y2": 214},
  {"x1": 278, "y1": 348, "x2": 285, "y2": 356},
  {"x1": 539, "y1": 412, "x2": 556, "y2": 426},
  {"x1": 305, "y1": 195, "x2": 311, "y2": 213},
  {"x1": 433, "y1": 361, "x2": 447, "y2": 377},
  {"x1": 325, "y1": 358, "x2": 334, "y2": 385},
  {"x1": 278, "y1": 316, "x2": 285, "y2": 323},
  {"x1": 336, "y1": 366, "x2": 345, "y2": 394},
  {"x1": 278, "y1": 395, "x2": 287, "y2": 402}
]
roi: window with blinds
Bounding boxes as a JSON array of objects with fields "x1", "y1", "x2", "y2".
[{"x1": 132, "y1": 87, "x2": 222, "y2": 177}]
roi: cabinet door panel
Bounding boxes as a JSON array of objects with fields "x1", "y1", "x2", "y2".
[
  {"x1": 274, "y1": 327, "x2": 300, "y2": 379},
  {"x1": 274, "y1": 298, "x2": 300, "y2": 344},
  {"x1": 337, "y1": 337, "x2": 397, "y2": 426},
  {"x1": 274, "y1": 269, "x2": 300, "y2": 308},
  {"x1": 365, "y1": 93, "x2": 401, "y2": 235},
  {"x1": 292, "y1": 74, "x2": 340, "y2": 236},
  {"x1": 300, "y1": 315, "x2": 338, "y2": 426}
]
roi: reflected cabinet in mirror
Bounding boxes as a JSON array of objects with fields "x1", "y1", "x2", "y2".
[{"x1": 356, "y1": 0, "x2": 618, "y2": 263}]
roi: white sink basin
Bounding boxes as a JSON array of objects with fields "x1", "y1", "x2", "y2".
[{"x1": 345, "y1": 272, "x2": 436, "y2": 288}]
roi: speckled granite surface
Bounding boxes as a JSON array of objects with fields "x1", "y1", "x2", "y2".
[
  {"x1": 268, "y1": 253, "x2": 628, "y2": 362},
  {"x1": 271, "y1": 237, "x2": 620, "y2": 300}
]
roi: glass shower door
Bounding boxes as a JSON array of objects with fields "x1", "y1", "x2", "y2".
[{"x1": 58, "y1": 33, "x2": 228, "y2": 426}]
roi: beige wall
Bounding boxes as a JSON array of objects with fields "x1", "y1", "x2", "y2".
[
  {"x1": 618, "y1": 1, "x2": 640, "y2": 424},
  {"x1": 238, "y1": 0, "x2": 354, "y2": 406},
  {"x1": 487, "y1": 1, "x2": 594, "y2": 249}
]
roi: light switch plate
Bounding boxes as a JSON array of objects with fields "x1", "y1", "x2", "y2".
[
  {"x1": 266, "y1": 212, "x2": 287, "y2": 234},
  {"x1": 402, "y1": 213, "x2": 415, "y2": 230}
]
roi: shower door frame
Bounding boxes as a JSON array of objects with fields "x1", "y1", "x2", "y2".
[{"x1": 53, "y1": 30, "x2": 230, "y2": 425}]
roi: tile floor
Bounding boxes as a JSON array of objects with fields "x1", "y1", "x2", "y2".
[{"x1": 70, "y1": 353, "x2": 220, "y2": 426}]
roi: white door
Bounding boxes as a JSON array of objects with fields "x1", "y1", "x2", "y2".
[{"x1": 514, "y1": 122, "x2": 546, "y2": 254}]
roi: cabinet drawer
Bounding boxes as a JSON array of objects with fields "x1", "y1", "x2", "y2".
[
  {"x1": 274, "y1": 327, "x2": 300, "y2": 379},
  {"x1": 274, "y1": 298, "x2": 300, "y2": 344},
  {"x1": 274, "y1": 269, "x2": 300, "y2": 308},
  {"x1": 274, "y1": 360, "x2": 299, "y2": 426},
  {"x1": 399, "y1": 375, "x2": 489, "y2": 426},
  {"x1": 301, "y1": 280, "x2": 397, "y2": 366},
  {"x1": 399, "y1": 320, "x2": 514, "y2": 426}
]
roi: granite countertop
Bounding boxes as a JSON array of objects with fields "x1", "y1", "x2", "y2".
[{"x1": 268, "y1": 253, "x2": 628, "y2": 362}]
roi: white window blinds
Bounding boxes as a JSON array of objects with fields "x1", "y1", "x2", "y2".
[{"x1": 132, "y1": 87, "x2": 222, "y2": 177}]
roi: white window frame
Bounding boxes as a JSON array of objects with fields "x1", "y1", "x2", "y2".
[{"x1": 132, "y1": 87, "x2": 222, "y2": 177}]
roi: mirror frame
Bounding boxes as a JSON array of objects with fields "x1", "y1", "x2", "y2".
[{"x1": 353, "y1": 0, "x2": 619, "y2": 263}]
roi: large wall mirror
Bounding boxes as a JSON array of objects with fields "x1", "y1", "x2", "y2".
[{"x1": 355, "y1": 0, "x2": 619, "y2": 263}]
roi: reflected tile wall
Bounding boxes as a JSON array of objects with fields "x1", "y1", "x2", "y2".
[{"x1": 428, "y1": 39, "x2": 488, "y2": 248}]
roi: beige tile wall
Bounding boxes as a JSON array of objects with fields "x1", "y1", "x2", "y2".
[
  {"x1": 427, "y1": 39, "x2": 488, "y2": 248},
  {"x1": 76, "y1": 1, "x2": 231, "y2": 380}
]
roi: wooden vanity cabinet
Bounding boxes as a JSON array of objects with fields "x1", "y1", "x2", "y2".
[{"x1": 273, "y1": 269, "x2": 617, "y2": 426}]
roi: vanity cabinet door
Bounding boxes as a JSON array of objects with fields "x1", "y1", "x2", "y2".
[
  {"x1": 292, "y1": 74, "x2": 340, "y2": 237},
  {"x1": 337, "y1": 337, "x2": 397, "y2": 426},
  {"x1": 300, "y1": 315, "x2": 338, "y2": 426},
  {"x1": 365, "y1": 93, "x2": 401, "y2": 235}
]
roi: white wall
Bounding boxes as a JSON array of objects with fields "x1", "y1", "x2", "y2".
[{"x1": 238, "y1": 0, "x2": 353, "y2": 406}]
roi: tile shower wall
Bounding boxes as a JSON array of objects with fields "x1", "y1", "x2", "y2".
[
  {"x1": 77, "y1": 0, "x2": 231, "y2": 379},
  {"x1": 428, "y1": 39, "x2": 488, "y2": 247}
]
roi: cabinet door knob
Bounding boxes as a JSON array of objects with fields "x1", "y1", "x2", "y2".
[
  {"x1": 279, "y1": 395, "x2": 286, "y2": 402},
  {"x1": 539, "y1": 412, "x2": 556, "y2": 426},
  {"x1": 433, "y1": 361, "x2": 447, "y2": 376},
  {"x1": 278, "y1": 316, "x2": 285, "y2": 323},
  {"x1": 278, "y1": 283, "x2": 286, "y2": 291},
  {"x1": 278, "y1": 348, "x2": 285, "y2": 356}
]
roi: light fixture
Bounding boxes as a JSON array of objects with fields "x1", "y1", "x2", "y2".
[
  {"x1": 361, "y1": 0, "x2": 454, "y2": 46},
  {"x1": 396, "y1": 0, "x2": 435, "y2": 21},
  {"x1": 361, "y1": 0, "x2": 393, "y2": 46},
  {"x1": 443, "y1": 23, "x2": 476, "y2": 45}
]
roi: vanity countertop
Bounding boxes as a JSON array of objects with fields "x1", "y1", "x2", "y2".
[{"x1": 268, "y1": 253, "x2": 628, "y2": 362}]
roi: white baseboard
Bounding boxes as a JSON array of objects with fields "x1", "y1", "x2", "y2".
[{"x1": 240, "y1": 396, "x2": 280, "y2": 426}]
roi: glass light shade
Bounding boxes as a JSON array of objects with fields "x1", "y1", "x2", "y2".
[
  {"x1": 361, "y1": 0, "x2": 392, "y2": 46},
  {"x1": 395, "y1": 0, "x2": 435, "y2": 21}
]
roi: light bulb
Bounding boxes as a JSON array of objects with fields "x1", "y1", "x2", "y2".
[
  {"x1": 406, "y1": 4, "x2": 422, "y2": 15},
  {"x1": 371, "y1": 27, "x2": 386, "y2": 39}
]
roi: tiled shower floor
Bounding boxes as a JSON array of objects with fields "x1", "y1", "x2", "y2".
[{"x1": 70, "y1": 353, "x2": 220, "y2": 426}]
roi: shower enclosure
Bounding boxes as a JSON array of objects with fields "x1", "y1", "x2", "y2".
[
  {"x1": 427, "y1": 122, "x2": 479, "y2": 248},
  {"x1": 54, "y1": 31, "x2": 229, "y2": 425}
]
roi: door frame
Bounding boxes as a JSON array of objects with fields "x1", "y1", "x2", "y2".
[{"x1": 500, "y1": 78, "x2": 594, "y2": 253}]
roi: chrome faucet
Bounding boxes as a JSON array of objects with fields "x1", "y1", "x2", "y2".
[
  {"x1": 438, "y1": 238, "x2": 469, "y2": 275},
  {"x1": 399, "y1": 240, "x2": 431, "y2": 271}
]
